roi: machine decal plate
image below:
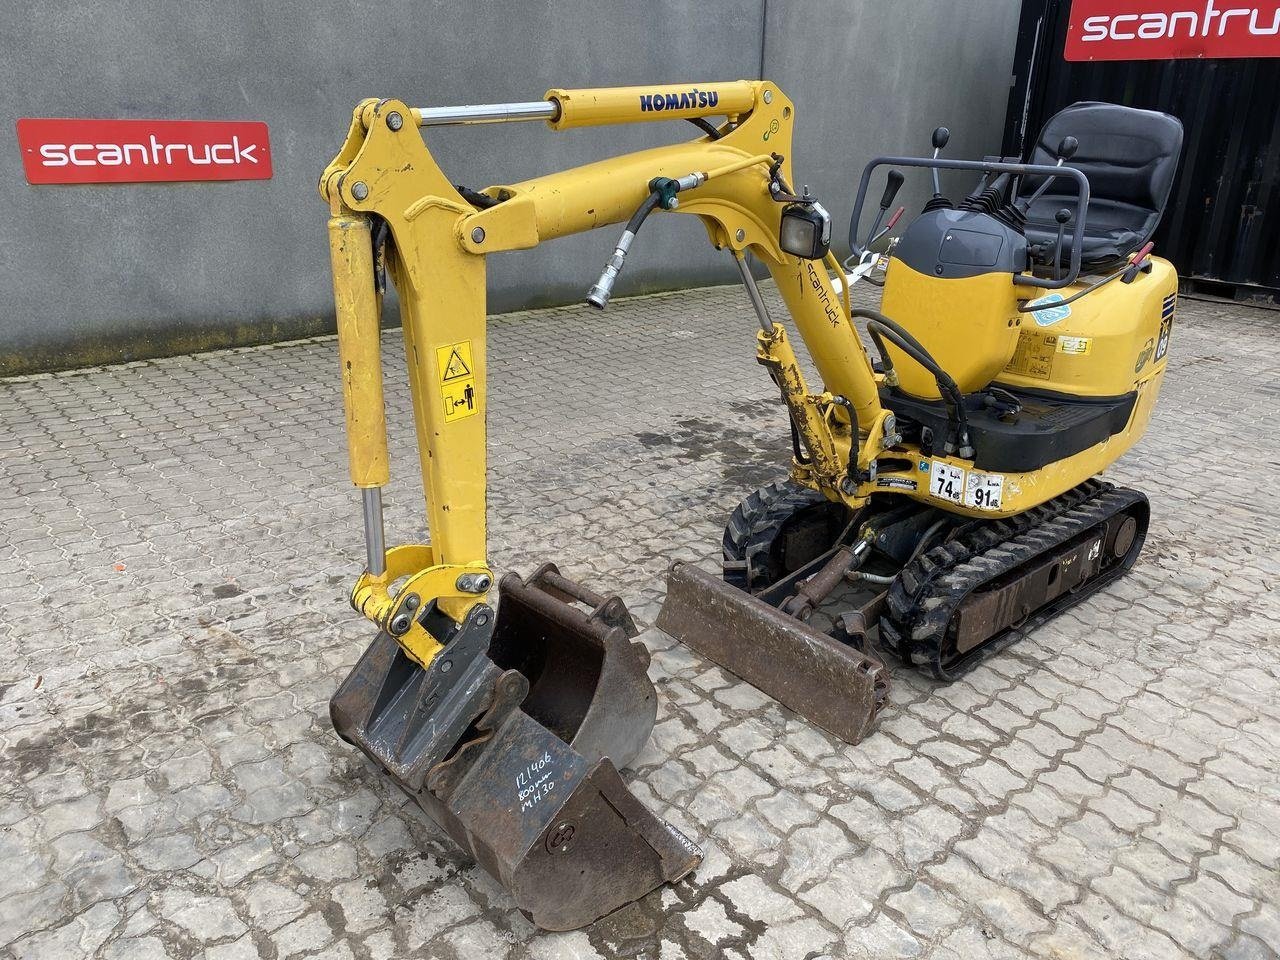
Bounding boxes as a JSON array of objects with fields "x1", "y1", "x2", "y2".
[
  {"x1": 1056, "y1": 336, "x2": 1092, "y2": 356},
  {"x1": 1026, "y1": 292, "x2": 1072, "y2": 327},
  {"x1": 964, "y1": 472, "x2": 1005, "y2": 511},
  {"x1": 436, "y1": 340, "x2": 478, "y2": 423},
  {"x1": 929, "y1": 462, "x2": 965, "y2": 504},
  {"x1": 1005, "y1": 330, "x2": 1055, "y2": 380},
  {"x1": 877, "y1": 476, "x2": 918, "y2": 491}
]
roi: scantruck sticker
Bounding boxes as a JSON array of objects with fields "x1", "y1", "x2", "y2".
[
  {"x1": 16, "y1": 118, "x2": 272, "y2": 184},
  {"x1": 1065, "y1": 0, "x2": 1280, "y2": 61}
]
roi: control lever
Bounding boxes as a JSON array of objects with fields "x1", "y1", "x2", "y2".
[
  {"x1": 1121, "y1": 242, "x2": 1155, "y2": 283},
  {"x1": 864, "y1": 170, "x2": 904, "y2": 248},
  {"x1": 1019, "y1": 135, "x2": 1078, "y2": 212},
  {"x1": 1052, "y1": 208, "x2": 1072, "y2": 282},
  {"x1": 929, "y1": 127, "x2": 950, "y2": 196}
]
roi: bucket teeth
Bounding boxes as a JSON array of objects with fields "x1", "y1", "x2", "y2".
[{"x1": 330, "y1": 567, "x2": 700, "y2": 930}]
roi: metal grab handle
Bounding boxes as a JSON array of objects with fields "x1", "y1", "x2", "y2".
[{"x1": 849, "y1": 156, "x2": 1091, "y2": 290}]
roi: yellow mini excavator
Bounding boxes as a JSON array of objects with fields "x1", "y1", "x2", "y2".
[{"x1": 320, "y1": 83, "x2": 1181, "y2": 929}]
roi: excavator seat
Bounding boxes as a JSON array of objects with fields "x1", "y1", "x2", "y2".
[{"x1": 1022, "y1": 102, "x2": 1183, "y2": 272}]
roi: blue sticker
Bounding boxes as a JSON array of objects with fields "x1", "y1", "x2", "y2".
[
  {"x1": 1027, "y1": 292, "x2": 1072, "y2": 327},
  {"x1": 919, "y1": 461, "x2": 930, "y2": 472}
]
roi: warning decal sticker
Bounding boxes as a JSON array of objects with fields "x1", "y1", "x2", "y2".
[
  {"x1": 435, "y1": 340, "x2": 478, "y2": 423},
  {"x1": 1004, "y1": 330, "x2": 1055, "y2": 381},
  {"x1": 1056, "y1": 336, "x2": 1092, "y2": 356}
]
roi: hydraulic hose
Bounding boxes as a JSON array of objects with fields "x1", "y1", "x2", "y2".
[
  {"x1": 586, "y1": 191, "x2": 663, "y2": 309},
  {"x1": 851, "y1": 308, "x2": 972, "y2": 457}
]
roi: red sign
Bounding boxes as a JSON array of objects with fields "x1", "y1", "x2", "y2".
[
  {"x1": 16, "y1": 118, "x2": 272, "y2": 184},
  {"x1": 1066, "y1": 0, "x2": 1280, "y2": 61}
]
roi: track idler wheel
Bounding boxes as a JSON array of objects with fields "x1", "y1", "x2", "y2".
[{"x1": 330, "y1": 564, "x2": 700, "y2": 931}]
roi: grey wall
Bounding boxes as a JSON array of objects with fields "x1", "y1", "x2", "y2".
[{"x1": 0, "y1": 0, "x2": 1020, "y2": 376}]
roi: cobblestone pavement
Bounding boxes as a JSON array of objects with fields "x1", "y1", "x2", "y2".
[{"x1": 2, "y1": 280, "x2": 1279, "y2": 960}]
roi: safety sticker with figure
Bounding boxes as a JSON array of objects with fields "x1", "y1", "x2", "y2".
[
  {"x1": 436, "y1": 339, "x2": 478, "y2": 423},
  {"x1": 929, "y1": 461, "x2": 965, "y2": 504},
  {"x1": 964, "y1": 471, "x2": 1004, "y2": 510}
]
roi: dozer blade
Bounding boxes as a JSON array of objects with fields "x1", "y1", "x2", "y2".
[
  {"x1": 330, "y1": 564, "x2": 700, "y2": 931},
  {"x1": 656, "y1": 561, "x2": 889, "y2": 745}
]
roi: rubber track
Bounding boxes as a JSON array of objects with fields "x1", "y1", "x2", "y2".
[
  {"x1": 881, "y1": 480, "x2": 1147, "y2": 681},
  {"x1": 721, "y1": 480, "x2": 832, "y2": 592}
]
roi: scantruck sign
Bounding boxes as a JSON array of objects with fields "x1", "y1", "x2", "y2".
[
  {"x1": 16, "y1": 118, "x2": 272, "y2": 184},
  {"x1": 1066, "y1": 0, "x2": 1280, "y2": 60}
]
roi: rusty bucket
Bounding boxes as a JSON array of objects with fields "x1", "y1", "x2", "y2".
[{"x1": 331, "y1": 564, "x2": 700, "y2": 930}]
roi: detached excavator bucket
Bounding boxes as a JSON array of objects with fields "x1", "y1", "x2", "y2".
[
  {"x1": 656, "y1": 561, "x2": 889, "y2": 745},
  {"x1": 330, "y1": 564, "x2": 700, "y2": 931}
]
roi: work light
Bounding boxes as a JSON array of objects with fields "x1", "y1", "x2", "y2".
[{"x1": 779, "y1": 201, "x2": 832, "y2": 260}]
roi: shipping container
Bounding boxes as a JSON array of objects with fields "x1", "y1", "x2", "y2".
[{"x1": 1004, "y1": 0, "x2": 1280, "y2": 305}]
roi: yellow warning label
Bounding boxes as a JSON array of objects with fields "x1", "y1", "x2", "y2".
[
  {"x1": 435, "y1": 340, "x2": 478, "y2": 423},
  {"x1": 437, "y1": 341, "x2": 473, "y2": 381},
  {"x1": 1004, "y1": 330, "x2": 1054, "y2": 381},
  {"x1": 1056, "y1": 335, "x2": 1092, "y2": 356}
]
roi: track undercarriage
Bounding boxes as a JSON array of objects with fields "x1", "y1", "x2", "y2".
[{"x1": 719, "y1": 477, "x2": 1149, "y2": 683}]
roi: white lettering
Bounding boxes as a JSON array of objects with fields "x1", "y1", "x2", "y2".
[
  {"x1": 1082, "y1": 14, "x2": 1110, "y2": 40},
  {"x1": 1251, "y1": 7, "x2": 1280, "y2": 32},
  {"x1": 1138, "y1": 12, "x2": 1169, "y2": 38},
  {"x1": 234, "y1": 136, "x2": 257, "y2": 163},
  {"x1": 1170, "y1": 10, "x2": 1199, "y2": 35},
  {"x1": 95, "y1": 144, "x2": 124, "y2": 166},
  {"x1": 1110, "y1": 13, "x2": 1139, "y2": 38},
  {"x1": 211, "y1": 143, "x2": 234, "y2": 164},
  {"x1": 187, "y1": 143, "x2": 211, "y2": 165},
  {"x1": 39, "y1": 143, "x2": 68, "y2": 166},
  {"x1": 68, "y1": 144, "x2": 94, "y2": 166},
  {"x1": 1219, "y1": 6, "x2": 1251, "y2": 33},
  {"x1": 1202, "y1": 0, "x2": 1222, "y2": 36},
  {"x1": 123, "y1": 143, "x2": 148, "y2": 165}
]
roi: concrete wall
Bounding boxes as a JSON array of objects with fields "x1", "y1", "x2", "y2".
[{"x1": 0, "y1": 0, "x2": 1020, "y2": 375}]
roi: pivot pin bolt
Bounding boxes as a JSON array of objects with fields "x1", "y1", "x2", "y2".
[
  {"x1": 456, "y1": 573, "x2": 493, "y2": 594},
  {"x1": 386, "y1": 111, "x2": 403, "y2": 131},
  {"x1": 350, "y1": 181, "x2": 369, "y2": 201}
]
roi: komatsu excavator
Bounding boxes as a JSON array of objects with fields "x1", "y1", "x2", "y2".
[{"x1": 320, "y1": 82, "x2": 1182, "y2": 929}]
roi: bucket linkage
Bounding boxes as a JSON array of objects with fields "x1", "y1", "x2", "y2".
[{"x1": 331, "y1": 563, "x2": 700, "y2": 931}]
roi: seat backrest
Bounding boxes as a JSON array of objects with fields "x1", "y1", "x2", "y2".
[{"x1": 1023, "y1": 102, "x2": 1184, "y2": 269}]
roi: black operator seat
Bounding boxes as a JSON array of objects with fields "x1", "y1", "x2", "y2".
[{"x1": 1021, "y1": 102, "x2": 1184, "y2": 273}]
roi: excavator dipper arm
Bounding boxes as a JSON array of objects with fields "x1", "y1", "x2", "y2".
[{"x1": 320, "y1": 81, "x2": 892, "y2": 646}]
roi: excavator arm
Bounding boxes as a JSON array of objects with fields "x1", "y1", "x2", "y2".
[{"x1": 320, "y1": 81, "x2": 893, "y2": 656}]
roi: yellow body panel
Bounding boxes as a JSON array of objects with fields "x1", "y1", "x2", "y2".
[
  {"x1": 999, "y1": 258, "x2": 1177, "y2": 398},
  {"x1": 879, "y1": 258, "x2": 1022, "y2": 398}
]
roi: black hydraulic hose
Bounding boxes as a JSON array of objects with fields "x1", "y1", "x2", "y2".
[
  {"x1": 869, "y1": 321, "x2": 971, "y2": 453},
  {"x1": 686, "y1": 117, "x2": 723, "y2": 140},
  {"x1": 627, "y1": 190, "x2": 663, "y2": 233},
  {"x1": 851, "y1": 308, "x2": 972, "y2": 455},
  {"x1": 586, "y1": 191, "x2": 662, "y2": 309}
]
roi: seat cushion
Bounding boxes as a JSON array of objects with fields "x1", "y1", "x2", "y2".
[{"x1": 1021, "y1": 102, "x2": 1183, "y2": 271}]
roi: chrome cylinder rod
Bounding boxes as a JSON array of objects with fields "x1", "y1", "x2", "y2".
[
  {"x1": 733, "y1": 253, "x2": 776, "y2": 334},
  {"x1": 361, "y1": 487, "x2": 387, "y2": 576},
  {"x1": 415, "y1": 101, "x2": 558, "y2": 127}
]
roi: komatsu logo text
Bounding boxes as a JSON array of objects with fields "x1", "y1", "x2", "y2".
[{"x1": 639, "y1": 88, "x2": 720, "y2": 112}]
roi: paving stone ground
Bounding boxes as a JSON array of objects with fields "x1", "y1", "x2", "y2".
[{"x1": 1, "y1": 279, "x2": 1278, "y2": 960}]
